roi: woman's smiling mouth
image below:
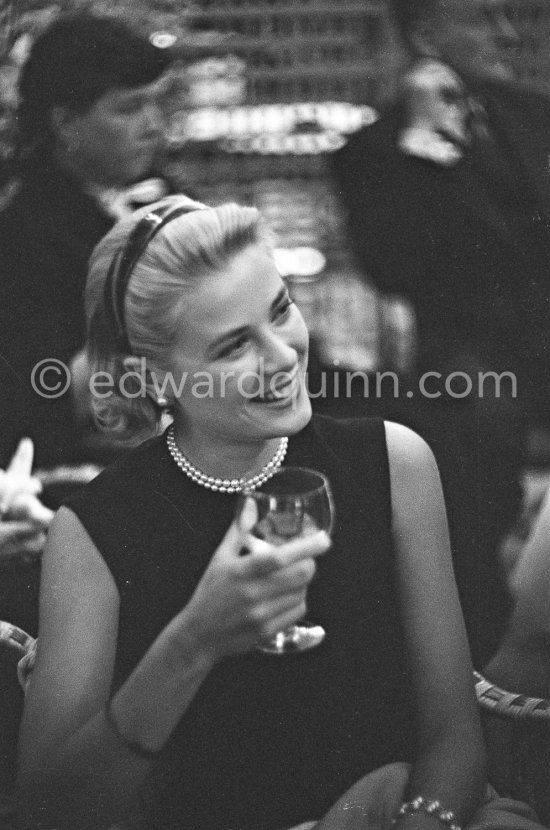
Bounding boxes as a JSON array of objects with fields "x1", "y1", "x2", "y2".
[{"x1": 250, "y1": 370, "x2": 300, "y2": 404}]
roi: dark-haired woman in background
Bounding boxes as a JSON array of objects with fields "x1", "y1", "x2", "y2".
[{"x1": 0, "y1": 11, "x2": 177, "y2": 472}]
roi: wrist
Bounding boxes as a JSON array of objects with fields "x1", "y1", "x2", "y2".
[
  {"x1": 393, "y1": 797, "x2": 460, "y2": 830},
  {"x1": 104, "y1": 697, "x2": 163, "y2": 759},
  {"x1": 393, "y1": 814, "x2": 456, "y2": 830},
  {"x1": 170, "y1": 606, "x2": 221, "y2": 669},
  {"x1": 107, "y1": 621, "x2": 217, "y2": 755}
]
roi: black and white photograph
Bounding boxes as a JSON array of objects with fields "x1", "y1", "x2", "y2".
[{"x1": 1, "y1": 1, "x2": 550, "y2": 828}]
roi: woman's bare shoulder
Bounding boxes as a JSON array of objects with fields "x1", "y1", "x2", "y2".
[{"x1": 384, "y1": 420, "x2": 438, "y2": 474}]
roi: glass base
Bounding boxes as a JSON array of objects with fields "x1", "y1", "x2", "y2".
[{"x1": 256, "y1": 621, "x2": 326, "y2": 655}]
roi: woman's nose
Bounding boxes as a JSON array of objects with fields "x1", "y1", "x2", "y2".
[{"x1": 261, "y1": 331, "x2": 297, "y2": 374}]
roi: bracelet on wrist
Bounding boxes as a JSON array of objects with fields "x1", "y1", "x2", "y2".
[
  {"x1": 473, "y1": 670, "x2": 550, "y2": 720},
  {"x1": 104, "y1": 697, "x2": 163, "y2": 760},
  {"x1": 392, "y1": 796, "x2": 461, "y2": 830}
]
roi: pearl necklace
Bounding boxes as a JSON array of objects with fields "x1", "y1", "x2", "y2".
[{"x1": 165, "y1": 426, "x2": 288, "y2": 493}]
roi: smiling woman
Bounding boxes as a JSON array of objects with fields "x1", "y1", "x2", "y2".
[
  {"x1": 18, "y1": 196, "x2": 485, "y2": 830},
  {"x1": 85, "y1": 196, "x2": 311, "y2": 457}
]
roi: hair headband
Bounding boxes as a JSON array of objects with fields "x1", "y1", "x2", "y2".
[{"x1": 104, "y1": 200, "x2": 206, "y2": 354}]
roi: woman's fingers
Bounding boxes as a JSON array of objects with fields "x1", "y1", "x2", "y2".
[
  {"x1": 191, "y1": 515, "x2": 330, "y2": 659},
  {"x1": 6, "y1": 437, "x2": 34, "y2": 478},
  {"x1": 7, "y1": 493, "x2": 54, "y2": 528},
  {"x1": 241, "y1": 530, "x2": 330, "y2": 576},
  {"x1": 0, "y1": 521, "x2": 47, "y2": 561},
  {"x1": 236, "y1": 496, "x2": 259, "y2": 534},
  {"x1": 270, "y1": 529, "x2": 331, "y2": 563},
  {"x1": 0, "y1": 438, "x2": 43, "y2": 516},
  {"x1": 251, "y1": 556, "x2": 318, "y2": 595},
  {"x1": 261, "y1": 599, "x2": 309, "y2": 640},
  {"x1": 245, "y1": 590, "x2": 308, "y2": 640},
  {"x1": 0, "y1": 519, "x2": 38, "y2": 539},
  {"x1": 315, "y1": 763, "x2": 411, "y2": 830},
  {"x1": 21, "y1": 531, "x2": 48, "y2": 553},
  {"x1": 220, "y1": 500, "x2": 331, "y2": 569}
]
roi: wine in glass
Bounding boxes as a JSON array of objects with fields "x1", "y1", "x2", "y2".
[{"x1": 237, "y1": 466, "x2": 334, "y2": 655}]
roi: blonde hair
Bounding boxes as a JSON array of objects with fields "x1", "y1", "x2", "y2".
[{"x1": 86, "y1": 196, "x2": 271, "y2": 443}]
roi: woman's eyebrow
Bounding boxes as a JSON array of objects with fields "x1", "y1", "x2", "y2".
[
  {"x1": 209, "y1": 325, "x2": 248, "y2": 354},
  {"x1": 208, "y1": 288, "x2": 289, "y2": 354}
]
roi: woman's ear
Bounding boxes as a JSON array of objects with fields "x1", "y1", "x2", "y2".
[{"x1": 122, "y1": 356, "x2": 171, "y2": 408}]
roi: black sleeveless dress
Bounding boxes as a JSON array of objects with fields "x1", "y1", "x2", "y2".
[{"x1": 65, "y1": 415, "x2": 414, "y2": 830}]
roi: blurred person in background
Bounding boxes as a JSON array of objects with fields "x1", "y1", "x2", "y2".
[
  {"x1": 475, "y1": 477, "x2": 550, "y2": 825},
  {"x1": 0, "y1": 433, "x2": 55, "y2": 645},
  {"x1": 0, "y1": 11, "x2": 178, "y2": 472},
  {"x1": 0, "y1": 436, "x2": 52, "y2": 592},
  {"x1": 332, "y1": 0, "x2": 550, "y2": 667},
  {"x1": 0, "y1": 16, "x2": 176, "y2": 803},
  {"x1": 0, "y1": 437, "x2": 52, "y2": 826}
]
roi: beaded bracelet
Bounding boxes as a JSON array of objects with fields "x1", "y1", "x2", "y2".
[
  {"x1": 473, "y1": 670, "x2": 550, "y2": 720},
  {"x1": 104, "y1": 698, "x2": 163, "y2": 760},
  {"x1": 392, "y1": 796, "x2": 461, "y2": 830}
]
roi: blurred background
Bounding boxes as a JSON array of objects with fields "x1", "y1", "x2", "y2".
[{"x1": 1, "y1": 0, "x2": 550, "y2": 386}]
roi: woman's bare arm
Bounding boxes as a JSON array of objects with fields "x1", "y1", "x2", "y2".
[
  {"x1": 480, "y1": 486, "x2": 550, "y2": 803},
  {"x1": 485, "y1": 484, "x2": 550, "y2": 697},
  {"x1": 385, "y1": 421, "x2": 486, "y2": 827},
  {"x1": 18, "y1": 504, "x2": 329, "y2": 829},
  {"x1": 17, "y1": 506, "x2": 219, "y2": 829}
]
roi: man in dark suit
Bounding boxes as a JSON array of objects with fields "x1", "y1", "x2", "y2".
[{"x1": 332, "y1": 0, "x2": 550, "y2": 665}]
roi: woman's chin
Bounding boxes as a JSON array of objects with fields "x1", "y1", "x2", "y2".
[
  {"x1": 245, "y1": 386, "x2": 312, "y2": 436},
  {"x1": 289, "y1": 393, "x2": 313, "y2": 433}
]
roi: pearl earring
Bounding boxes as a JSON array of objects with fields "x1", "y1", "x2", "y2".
[{"x1": 157, "y1": 397, "x2": 168, "y2": 409}]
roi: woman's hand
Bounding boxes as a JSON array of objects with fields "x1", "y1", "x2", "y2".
[
  {"x1": 313, "y1": 762, "x2": 410, "y2": 830},
  {"x1": 483, "y1": 484, "x2": 550, "y2": 699},
  {"x1": 0, "y1": 438, "x2": 43, "y2": 514},
  {"x1": 0, "y1": 494, "x2": 53, "y2": 562},
  {"x1": 509, "y1": 485, "x2": 550, "y2": 638},
  {"x1": 0, "y1": 438, "x2": 54, "y2": 563},
  {"x1": 0, "y1": 517, "x2": 48, "y2": 562},
  {"x1": 179, "y1": 496, "x2": 330, "y2": 661}
]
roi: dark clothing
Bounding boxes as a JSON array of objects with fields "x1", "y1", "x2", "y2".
[
  {"x1": 0, "y1": 162, "x2": 111, "y2": 468},
  {"x1": 0, "y1": 160, "x2": 110, "y2": 797},
  {"x1": 0, "y1": 158, "x2": 117, "y2": 667},
  {"x1": 331, "y1": 77, "x2": 550, "y2": 386},
  {"x1": 0, "y1": 159, "x2": 175, "y2": 469},
  {"x1": 0, "y1": 157, "x2": 175, "y2": 716},
  {"x1": 330, "y1": 75, "x2": 550, "y2": 664},
  {"x1": 0, "y1": 159, "x2": 177, "y2": 806},
  {"x1": 65, "y1": 415, "x2": 415, "y2": 830}
]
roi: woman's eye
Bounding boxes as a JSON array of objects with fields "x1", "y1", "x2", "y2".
[
  {"x1": 273, "y1": 299, "x2": 294, "y2": 322},
  {"x1": 218, "y1": 336, "x2": 249, "y2": 359}
]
